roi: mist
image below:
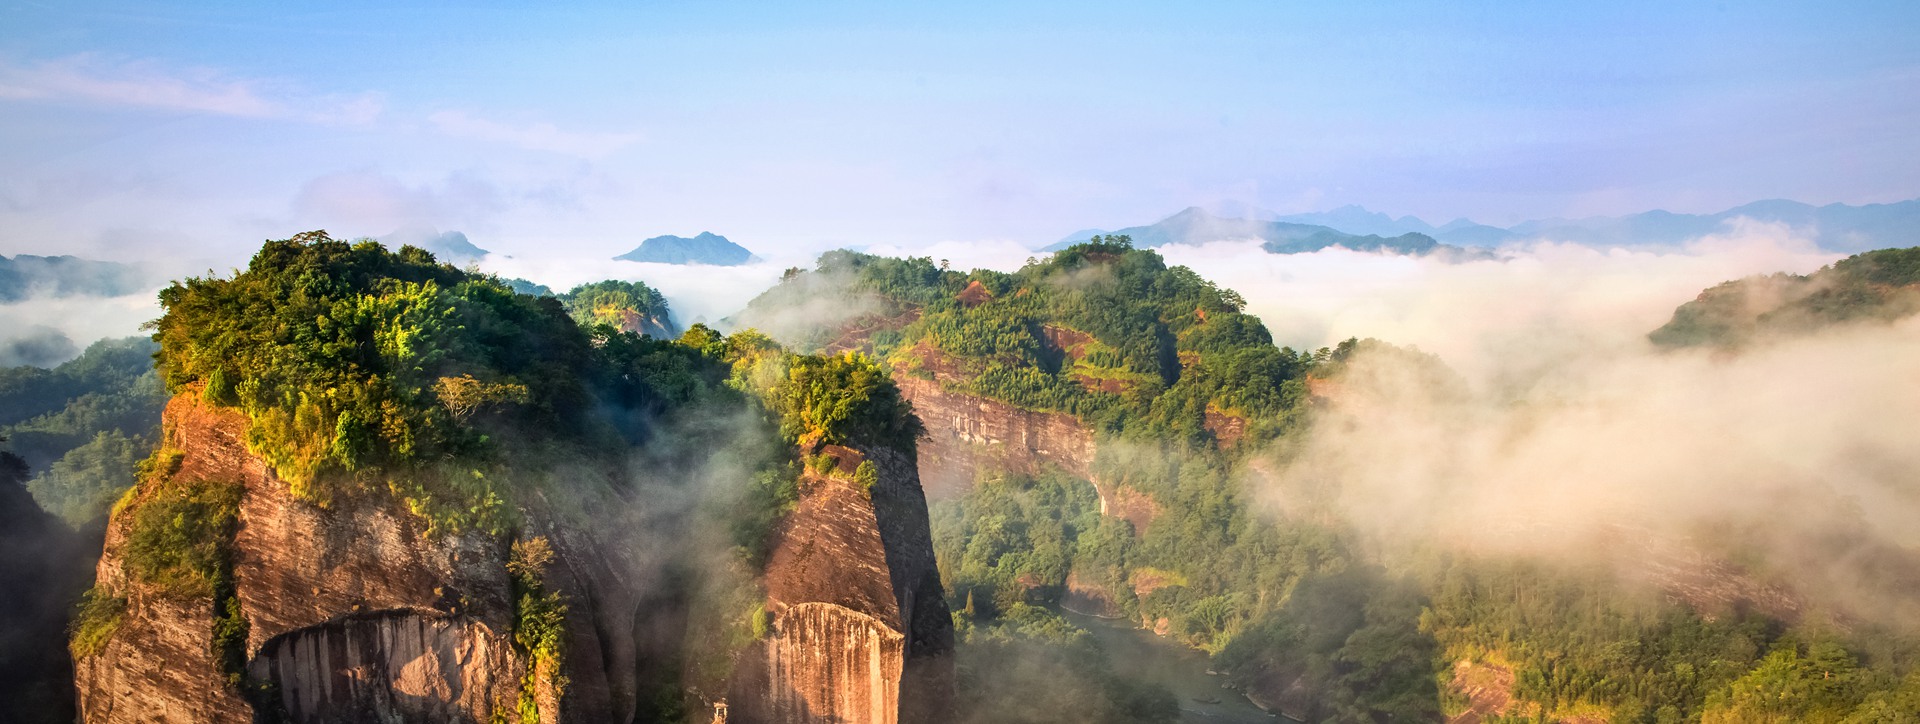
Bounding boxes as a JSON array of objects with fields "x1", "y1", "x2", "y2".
[
  {"x1": 1186, "y1": 226, "x2": 1920, "y2": 629},
  {"x1": 0, "y1": 293, "x2": 160, "y2": 367}
]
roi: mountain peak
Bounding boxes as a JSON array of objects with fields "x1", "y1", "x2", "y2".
[{"x1": 616, "y1": 232, "x2": 758, "y2": 266}]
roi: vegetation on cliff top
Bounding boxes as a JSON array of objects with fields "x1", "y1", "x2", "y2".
[
  {"x1": 1651, "y1": 246, "x2": 1920, "y2": 347},
  {"x1": 153, "y1": 231, "x2": 597, "y2": 519},
  {"x1": 744, "y1": 236, "x2": 1313, "y2": 447}
]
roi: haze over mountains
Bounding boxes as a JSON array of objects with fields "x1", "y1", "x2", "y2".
[{"x1": 1062, "y1": 198, "x2": 1920, "y2": 254}]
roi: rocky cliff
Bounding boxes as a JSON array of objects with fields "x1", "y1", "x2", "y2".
[
  {"x1": 894, "y1": 376, "x2": 1093, "y2": 500},
  {"x1": 74, "y1": 394, "x2": 644, "y2": 723},
  {"x1": 727, "y1": 444, "x2": 954, "y2": 724}
]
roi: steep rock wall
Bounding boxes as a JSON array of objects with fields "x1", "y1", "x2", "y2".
[
  {"x1": 896, "y1": 376, "x2": 1159, "y2": 535},
  {"x1": 729, "y1": 445, "x2": 954, "y2": 724},
  {"x1": 76, "y1": 394, "x2": 642, "y2": 723},
  {"x1": 248, "y1": 610, "x2": 511, "y2": 723},
  {"x1": 894, "y1": 376, "x2": 1094, "y2": 499}
]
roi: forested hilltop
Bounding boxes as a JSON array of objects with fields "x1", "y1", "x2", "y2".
[
  {"x1": 56, "y1": 231, "x2": 961, "y2": 722},
  {"x1": 740, "y1": 236, "x2": 1920, "y2": 723},
  {"x1": 1651, "y1": 246, "x2": 1920, "y2": 347}
]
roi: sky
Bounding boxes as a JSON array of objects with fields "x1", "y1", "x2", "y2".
[{"x1": 2, "y1": 1, "x2": 1918, "y2": 264}]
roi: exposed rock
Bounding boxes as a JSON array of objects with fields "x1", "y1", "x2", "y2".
[
  {"x1": 729, "y1": 444, "x2": 954, "y2": 724},
  {"x1": 1095, "y1": 483, "x2": 1160, "y2": 535},
  {"x1": 1445, "y1": 659, "x2": 1515, "y2": 724},
  {"x1": 247, "y1": 611, "x2": 512, "y2": 722},
  {"x1": 894, "y1": 376, "x2": 1094, "y2": 500},
  {"x1": 954, "y1": 281, "x2": 992, "y2": 308},
  {"x1": 76, "y1": 394, "x2": 644, "y2": 723},
  {"x1": 1202, "y1": 408, "x2": 1247, "y2": 448}
]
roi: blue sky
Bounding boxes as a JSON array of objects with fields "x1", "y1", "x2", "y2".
[{"x1": 2, "y1": 1, "x2": 1916, "y2": 261}]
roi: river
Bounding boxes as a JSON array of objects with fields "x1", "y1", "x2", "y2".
[{"x1": 1059, "y1": 608, "x2": 1302, "y2": 724}]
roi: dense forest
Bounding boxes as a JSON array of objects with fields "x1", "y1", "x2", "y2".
[
  {"x1": 0, "y1": 337, "x2": 166, "y2": 526},
  {"x1": 745, "y1": 237, "x2": 1920, "y2": 723}
]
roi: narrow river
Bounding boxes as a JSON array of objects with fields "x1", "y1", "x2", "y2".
[{"x1": 1058, "y1": 608, "x2": 1302, "y2": 724}]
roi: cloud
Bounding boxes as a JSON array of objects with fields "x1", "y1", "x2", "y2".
[
  {"x1": 0, "y1": 293, "x2": 160, "y2": 367},
  {"x1": 1199, "y1": 223, "x2": 1920, "y2": 627},
  {"x1": 428, "y1": 110, "x2": 642, "y2": 159},
  {"x1": 1161, "y1": 221, "x2": 1839, "y2": 383},
  {"x1": 290, "y1": 171, "x2": 504, "y2": 238},
  {"x1": 0, "y1": 54, "x2": 382, "y2": 124}
]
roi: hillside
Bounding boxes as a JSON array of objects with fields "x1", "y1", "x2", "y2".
[
  {"x1": 559, "y1": 279, "x2": 679, "y2": 338},
  {"x1": 741, "y1": 239, "x2": 1920, "y2": 723},
  {"x1": 1650, "y1": 246, "x2": 1920, "y2": 347},
  {"x1": 615, "y1": 232, "x2": 758, "y2": 265},
  {"x1": 0, "y1": 337, "x2": 166, "y2": 526}
]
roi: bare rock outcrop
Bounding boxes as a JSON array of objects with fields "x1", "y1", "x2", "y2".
[
  {"x1": 894, "y1": 376, "x2": 1094, "y2": 499},
  {"x1": 75, "y1": 394, "x2": 643, "y2": 723},
  {"x1": 728, "y1": 444, "x2": 954, "y2": 724}
]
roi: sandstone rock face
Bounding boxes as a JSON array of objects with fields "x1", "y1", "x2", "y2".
[
  {"x1": 76, "y1": 394, "x2": 641, "y2": 723},
  {"x1": 894, "y1": 376, "x2": 1094, "y2": 500},
  {"x1": 730, "y1": 445, "x2": 954, "y2": 724},
  {"x1": 248, "y1": 611, "x2": 511, "y2": 722},
  {"x1": 74, "y1": 590, "x2": 253, "y2": 724}
]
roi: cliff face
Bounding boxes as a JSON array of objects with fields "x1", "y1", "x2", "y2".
[
  {"x1": 729, "y1": 444, "x2": 954, "y2": 724},
  {"x1": 896, "y1": 375, "x2": 1162, "y2": 538},
  {"x1": 894, "y1": 376, "x2": 1094, "y2": 500},
  {"x1": 75, "y1": 394, "x2": 642, "y2": 723}
]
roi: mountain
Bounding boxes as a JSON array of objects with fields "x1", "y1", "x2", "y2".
[
  {"x1": 1070, "y1": 198, "x2": 1920, "y2": 251},
  {"x1": 71, "y1": 231, "x2": 954, "y2": 723},
  {"x1": 1650, "y1": 246, "x2": 1920, "y2": 347},
  {"x1": 379, "y1": 227, "x2": 490, "y2": 264},
  {"x1": 559, "y1": 279, "x2": 678, "y2": 338},
  {"x1": 1270, "y1": 204, "x2": 1439, "y2": 237},
  {"x1": 0, "y1": 254, "x2": 154, "y2": 302},
  {"x1": 1045, "y1": 207, "x2": 1477, "y2": 258},
  {"x1": 615, "y1": 232, "x2": 758, "y2": 265},
  {"x1": 1510, "y1": 199, "x2": 1920, "y2": 252},
  {"x1": 740, "y1": 239, "x2": 1920, "y2": 723}
]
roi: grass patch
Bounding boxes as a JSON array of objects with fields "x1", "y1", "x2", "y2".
[
  {"x1": 122, "y1": 476, "x2": 242, "y2": 599},
  {"x1": 68, "y1": 587, "x2": 127, "y2": 658}
]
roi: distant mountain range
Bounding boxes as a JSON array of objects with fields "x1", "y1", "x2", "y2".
[
  {"x1": 1045, "y1": 207, "x2": 1488, "y2": 260},
  {"x1": 0, "y1": 255, "x2": 154, "y2": 302},
  {"x1": 1069, "y1": 199, "x2": 1920, "y2": 253},
  {"x1": 615, "y1": 232, "x2": 758, "y2": 266},
  {"x1": 380, "y1": 228, "x2": 491, "y2": 264}
]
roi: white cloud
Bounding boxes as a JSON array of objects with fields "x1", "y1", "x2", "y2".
[
  {"x1": 0, "y1": 54, "x2": 382, "y2": 124},
  {"x1": 1160, "y1": 221, "x2": 1840, "y2": 383},
  {"x1": 428, "y1": 110, "x2": 642, "y2": 159}
]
